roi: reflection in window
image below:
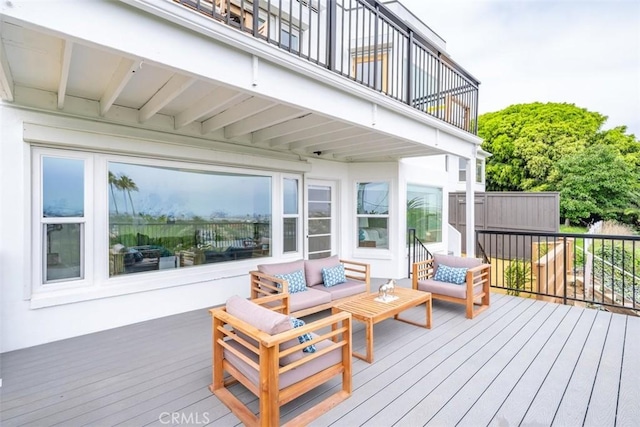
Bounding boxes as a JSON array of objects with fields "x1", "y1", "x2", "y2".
[
  {"x1": 108, "y1": 162, "x2": 271, "y2": 277},
  {"x1": 356, "y1": 182, "x2": 389, "y2": 249},
  {"x1": 42, "y1": 156, "x2": 85, "y2": 283},
  {"x1": 407, "y1": 184, "x2": 442, "y2": 243},
  {"x1": 458, "y1": 157, "x2": 467, "y2": 182},
  {"x1": 354, "y1": 54, "x2": 387, "y2": 91},
  {"x1": 43, "y1": 157, "x2": 84, "y2": 217},
  {"x1": 45, "y1": 223, "x2": 82, "y2": 281},
  {"x1": 476, "y1": 159, "x2": 484, "y2": 183},
  {"x1": 283, "y1": 178, "x2": 299, "y2": 253},
  {"x1": 280, "y1": 28, "x2": 299, "y2": 52}
]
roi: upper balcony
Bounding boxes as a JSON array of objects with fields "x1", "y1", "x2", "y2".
[
  {"x1": 0, "y1": 0, "x2": 480, "y2": 162},
  {"x1": 175, "y1": 0, "x2": 480, "y2": 134}
]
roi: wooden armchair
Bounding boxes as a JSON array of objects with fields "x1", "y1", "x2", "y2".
[
  {"x1": 209, "y1": 293, "x2": 353, "y2": 427},
  {"x1": 412, "y1": 253, "x2": 491, "y2": 319}
]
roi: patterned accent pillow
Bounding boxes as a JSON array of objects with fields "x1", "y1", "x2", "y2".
[
  {"x1": 434, "y1": 264, "x2": 468, "y2": 285},
  {"x1": 321, "y1": 264, "x2": 347, "y2": 287},
  {"x1": 289, "y1": 317, "x2": 316, "y2": 353},
  {"x1": 275, "y1": 269, "x2": 308, "y2": 294}
]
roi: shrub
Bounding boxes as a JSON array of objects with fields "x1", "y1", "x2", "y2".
[{"x1": 505, "y1": 259, "x2": 531, "y2": 296}]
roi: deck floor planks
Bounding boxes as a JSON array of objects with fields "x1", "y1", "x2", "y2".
[
  {"x1": 427, "y1": 300, "x2": 559, "y2": 426},
  {"x1": 363, "y1": 298, "x2": 540, "y2": 426},
  {"x1": 280, "y1": 296, "x2": 474, "y2": 424},
  {"x1": 0, "y1": 324, "x2": 210, "y2": 417},
  {"x1": 489, "y1": 305, "x2": 584, "y2": 426},
  {"x1": 583, "y1": 313, "x2": 627, "y2": 427},
  {"x1": 1, "y1": 289, "x2": 637, "y2": 427},
  {"x1": 0, "y1": 312, "x2": 209, "y2": 400},
  {"x1": 404, "y1": 300, "x2": 558, "y2": 426},
  {"x1": 519, "y1": 307, "x2": 598, "y2": 425},
  {"x1": 456, "y1": 303, "x2": 572, "y2": 427},
  {"x1": 615, "y1": 315, "x2": 640, "y2": 426},
  {"x1": 310, "y1": 295, "x2": 524, "y2": 426},
  {"x1": 551, "y1": 310, "x2": 613, "y2": 426}
]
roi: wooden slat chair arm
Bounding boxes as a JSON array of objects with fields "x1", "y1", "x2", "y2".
[
  {"x1": 340, "y1": 258, "x2": 371, "y2": 292},
  {"x1": 250, "y1": 270, "x2": 288, "y2": 299}
]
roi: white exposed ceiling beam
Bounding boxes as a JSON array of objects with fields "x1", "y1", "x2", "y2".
[
  {"x1": 0, "y1": 39, "x2": 14, "y2": 102},
  {"x1": 310, "y1": 134, "x2": 389, "y2": 153},
  {"x1": 224, "y1": 105, "x2": 304, "y2": 139},
  {"x1": 345, "y1": 147, "x2": 433, "y2": 161},
  {"x1": 139, "y1": 74, "x2": 196, "y2": 123},
  {"x1": 252, "y1": 114, "x2": 332, "y2": 143},
  {"x1": 174, "y1": 85, "x2": 249, "y2": 129},
  {"x1": 57, "y1": 41, "x2": 73, "y2": 109},
  {"x1": 202, "y1": 97, "x2": 275, "y2": 134},
  {"x1": 100, "y1": 58, "x2": 138, "y2": 116},
  {"x1": 339, "y1": 143, "x2": 421, "y2": 158},
  {"x1": 289, "y1": 127, "x2": 372, "y2": 150},
  {"x1": 269, "y1": 122, "x2": 351, "y2": 147}
]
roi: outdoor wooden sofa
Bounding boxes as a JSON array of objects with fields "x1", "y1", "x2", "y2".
[
  {"x1": 412, "y1": 253, "x2": 491, "y2": 319},
  {"x1": 250, "y1": 256, "x2": 370, "y2": 318},
  {"x1": 209, "y1": 293, "x2": 352, "y2": 427}
]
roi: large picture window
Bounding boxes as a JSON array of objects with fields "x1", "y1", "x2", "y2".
[
  {"x1": 407, "y1": 184, "x2": 442, "y2": 243},
  {"x1": 356, "y1": 181, "x2": 389, "y2": 249},
  {"x1": 108, "y1": 162, "x2": 271, "y2": 276}
]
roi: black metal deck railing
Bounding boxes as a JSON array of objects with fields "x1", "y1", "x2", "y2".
[
  {"x1": 477, "y1": 230, "x2": 640, "y2": 314},
  {"x1": 175, "y1": 0, "x2": 479, "y2": 134},
  {"x1": 407, "y1": 228, "x2": 433, "y2": 276}
]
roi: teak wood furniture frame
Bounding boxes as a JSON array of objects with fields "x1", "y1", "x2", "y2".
[
  {"x1": 249, "y1": 258, "x2": 371, "y2": 318},
  {"x1": 209, "y1": 294, "x2": 353, "y2": 427},
  {"x1": 331, "y1": 287, "x2": 432, "y2": 363},
  {"x1": 412, "y1": 258, "x2": 491, "y2": 319}
]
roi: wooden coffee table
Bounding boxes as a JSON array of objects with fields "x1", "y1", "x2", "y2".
[{"x1": 331, "y1": 287, "x2": 432, "y2": 363}]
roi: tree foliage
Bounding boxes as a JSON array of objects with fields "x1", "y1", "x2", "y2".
[{"x1": 478, "y1": 102, "x2": 640, "y2": 225}]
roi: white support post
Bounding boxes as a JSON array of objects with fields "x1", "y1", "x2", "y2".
[{"x1": 465, "y1": 158, "x2": 475, "y2": 258}]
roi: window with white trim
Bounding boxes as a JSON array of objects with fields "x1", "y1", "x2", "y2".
[
  {"x1": 35, "y1": 153, "x2": 90, "y2": 285},
  {"x1": 283, "y1": 177, "x2": 300, "y2": 253},
  {"x1": 407, "y1": 184, "x2": 443, "y2": 243},
  {"x1": 107, "y1": 161, "x2": 272, "y2": 276},
  {"x1": 458, "y1": 157, "x2": 467, "y2": 182},
  {"x1": 356, "y1": 181, "x2": 389, "y2": 249},
  {"x1": 33, "y1": 149, "x2": 282, "y2": 290},
  {"x1": 476, "y1": 159, "x2": 484, "y2": 184}
]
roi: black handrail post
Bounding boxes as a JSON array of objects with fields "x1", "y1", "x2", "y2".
[
  {"x1": 327, "y1": 0, "x2": 337, "y2": 71},
  {"x1": 406, "y1": 29, "x2": 413, "y2": 106},
  {"x1": 373, "y1": 3, "x2": 379, "y2": 91},
  {"x1": 252, "y1": 0, "x2": 259, "y2": 36},
  {"x1": 563, "y1": 237, "x2": 568, "y2": 305}
]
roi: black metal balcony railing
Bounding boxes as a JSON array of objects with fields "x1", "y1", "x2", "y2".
[
  {"x1": 175, "y1": 0, "x2": 479, "y2": 134},
  {"x1": 477, "y1": 230, "x2": 640, "y2": 315},
  {"x1": 407, "y1": 228, "x2": 433, "y2": 276}
]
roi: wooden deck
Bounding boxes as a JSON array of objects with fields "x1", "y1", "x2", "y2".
[{"x1": 2, "y1": 280, "x2": 639, "y2": 426}]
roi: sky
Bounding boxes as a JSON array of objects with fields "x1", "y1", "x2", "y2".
[{"x1": 399, "y1": 0, "x2": 640, "y2": 137}]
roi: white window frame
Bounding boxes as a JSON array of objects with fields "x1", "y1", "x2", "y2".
[
  {"x1": 29, "y1": 147, "x2": 292, "y2": 308},
  {"x1": 458, "y1": 156, "x2": 467, "y2": 182},
  {"x1": 32, "y1": 148, "x2": 94, "y2": 294},
  {"x1": 476, "y1": 158, "x2": 484, "y2": 184},
  {"x1": 355, "y1": 181, "x2": 390, "y2": 250},
  {"x1": 282, "y1": 175, "x2": 302, "y2": 255}
]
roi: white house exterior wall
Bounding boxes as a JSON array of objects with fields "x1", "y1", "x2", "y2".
[{"x1": 0, "y1": 0, "x2": 482, "y2": 351}]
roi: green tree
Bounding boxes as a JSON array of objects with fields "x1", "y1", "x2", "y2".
[
  {"x1": 108, "y1": 171, "x2": 120, "y2": 215},
  {"x1": 479, "y1": 102, "x2": 607, "y2": 192},
  {"x1": 550, "y1": 144, "x2": 635, "y2": 224},
  {"x1": 117, "y1": 174, "x2": 139, "y2": 216}
]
